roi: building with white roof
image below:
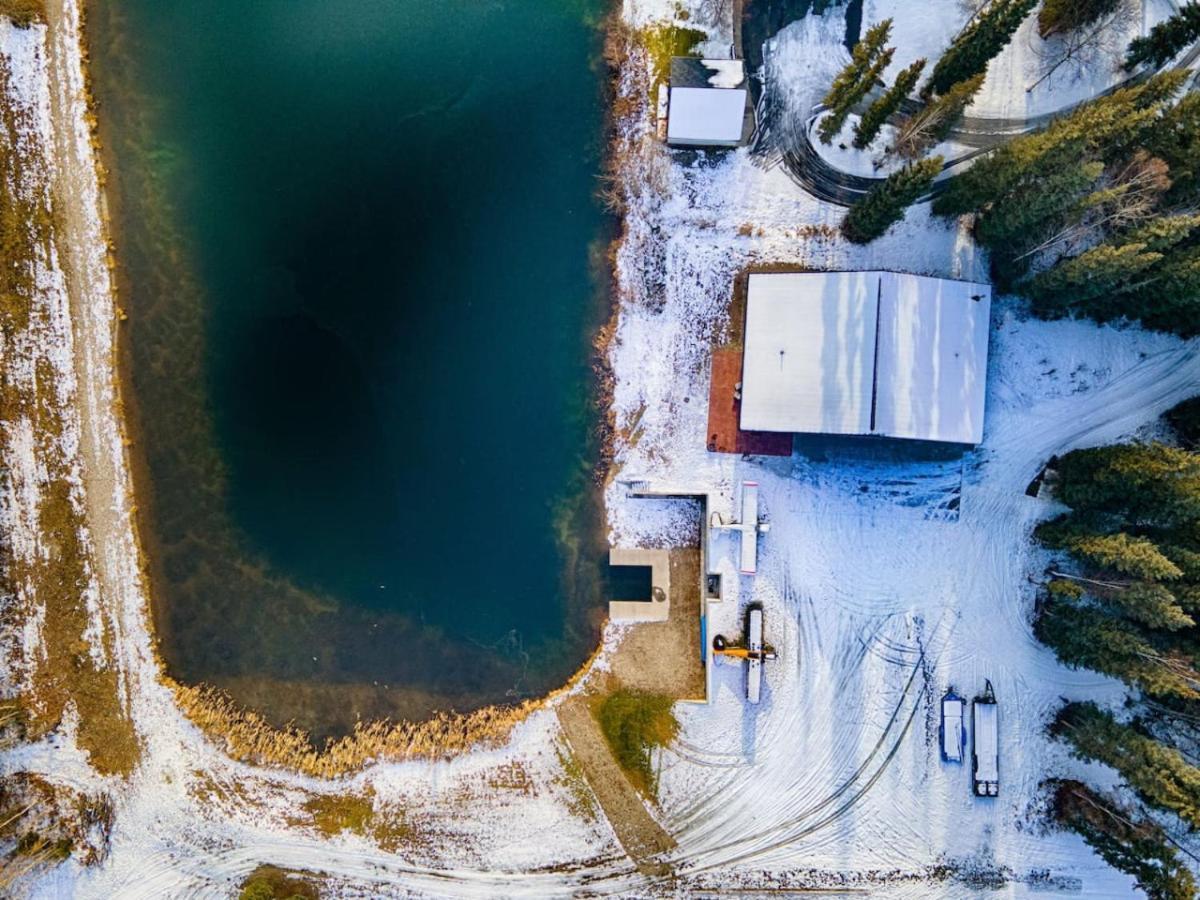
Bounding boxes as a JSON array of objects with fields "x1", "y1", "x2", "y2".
[
  {"x1": 738, "y1": 271, "x2": 992, "y2": 445},
  {"x1": 665, "y1": 58, "x2": 753, "y2": 148}
]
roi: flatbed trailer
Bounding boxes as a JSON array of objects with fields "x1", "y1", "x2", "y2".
[{"x1": 972, "y1": 681, "x2": 998, "y2": 797}]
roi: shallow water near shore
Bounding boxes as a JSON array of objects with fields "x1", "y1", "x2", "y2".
[{"x1": 88, "y1": 0, "x2": 610, "y2": 742}]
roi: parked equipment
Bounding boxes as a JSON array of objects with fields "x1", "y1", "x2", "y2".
[
  {"x1": 939, "y1": 688, "x2": 966, "y2": 763},
  {"x1": 972, "y1": 680, "x2": 999, "y2": 797},
  {"x1": 712, "y1": 603, "x2": 776, "y2": 704}
]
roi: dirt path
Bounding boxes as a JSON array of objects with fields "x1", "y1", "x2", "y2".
[
  {"x1": 556, "y1": 696, "x2": 676, "y2": 877},
  {"x1": 40, "y1": 0, "x2": 154, "y2": 734}
]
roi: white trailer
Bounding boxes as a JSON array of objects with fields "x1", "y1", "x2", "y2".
[
  {"x1": 972, "y1": 681, "x2": 998, "y2": 797},
  {"x1": 940, "y1": 689, "x2": 965, "y2": 763}
]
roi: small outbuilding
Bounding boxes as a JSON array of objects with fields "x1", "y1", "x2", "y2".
[
  {"x1": 738, "y1": 271, "x2": 992, "y2": 445},
  {"x1": 664, "y1": 57, "x2": 754, "y2": 148}
]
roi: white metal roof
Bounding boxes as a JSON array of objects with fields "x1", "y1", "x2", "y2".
[
  {"x1": 739, "y1": 271, "x2": 879, "y2": 435},
  {"x1": 738, "y1": 271, "x2": 991, "y2": 444},
  {"x1": 667, "y1": 87, "x2": 747, "y2": 146},
  {"x1": 874, "y1": 272, "x2": 991, "y2": 444}
]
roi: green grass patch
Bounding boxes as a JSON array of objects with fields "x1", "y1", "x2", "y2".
[
  {"x1": 595, "y1": 690, "x2": 679, "y2": 797},
  {"x1": 638, "y1": 23, "x2": 706, "y2": 94},
  {"x1": 0, "y1": 0, "x2": 45, "y2": 28}
]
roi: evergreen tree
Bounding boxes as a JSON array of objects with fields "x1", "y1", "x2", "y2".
[
  {"x1": 1053, "y1": 702, "x2": 1200, "y2": 828},
  {"x1": 1050, "y1": 780, "x2": 1198, "y2": 900},
  {"x1": 822, "y1": 19, "x2": 893, "y2": 109},
  {"x1": 892, "y1": 73, "x2": 983, "y2": 158},
  {"x1": 1024, "y1": 214, "x2": 1200, "y2": 324},
  {"x1": 1163, "y1": 539, "x2": 1200, "y2": 579},
  {"x1": 1124, "y1": 2, "x2": 1200, "y2": 71},
  {"x1": 820, "y1": 47, "x2": 896, "y2": 144},
  {"x1": 840, "y1": 156, "x2": 942, "y2": 243},
  {"x1": 1125, "y1": 213, "x2": 1200, "y2": 253},
  {"x1": 1037, "y1": 602, "x2": 1199, "y2": 699},
  {"x1": 1024, "y1": 239, "x2": 1163, "y2": 314},
  {"x1": 1037, "y1": 0, "x2": 1120, "y2": 39},
  {"x1": 853, "y1": 58, "x2": 925, "y2": 150},
  {"x1": 923, "y1": 0, "x2": 1039, "y2": 98},
  {"x1": 1148, "y1": 91, "x2": 1200, "y2": 203},
  {"x1": 973, "y1": 151, "x2": 1101, "y2": 252},
  {"x1": 1069, "y1": 533, "x2": 1183, "y2": 583},
  {"x1": 1118, "y1": 581, "x2": 1195, "y2": 632},
  {"x1": 1055, "y1": 442, "x2": 1200, "y2": 525},
  {"x1": 1136, "y1": 245, "x2": 1200, "y2": 334}
]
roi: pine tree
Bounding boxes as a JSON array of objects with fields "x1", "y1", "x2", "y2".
[
  {"x1": 1124, "y1": 2, "x2": 1200, "y2": 71},
  {"x1": 820, "y1": 47, "x2": 896, "y2": 144},
  {"x1": 1025, "y1": 214, "x2": 1200, "y2": 323},
  {"x1": 1050, "y1": 781, "x2": 1198, "y2": 900},
  {"x1": 1055, "y1": 443, "x2": 1200, "y2": 526},
  {"x1": 1037, "y1": 602, "x2": 1200, "y2": 699},
  {"x1": 892, "y1": 73, "x2": 983, "y2": 157},
  {"x1": 974, "y1": 152, "x2": 1101, "y2": 251},
  {"x1": 840, "y1": 156, "x2": 942, "y2": 243},
  {"x1": 1053, "y1": 702, "x2": 1200, "y2": 828},
  {"x1": 1069, "y1": 533, "x2": 1183, "y2": 582},
  {"x1": 1125, "y1": 213, "x2": 1200, "y2": 253},
  {"x1": 1163, "y1": 540, "x2": 1200, "y2": 580},
  {"x1": 1136, "y1": 245, "x2": 1200, "y2": 334},
  {"x1": 822, "y1": 19, "x2": 894, "y2": 109},
  {"x1": 1117, "y1": 582, "x2": 1195, "y2": 632},
  {"x1": 853, "y1": 58, "x2": 925, "y2": 149},
  {"x1": 1024, "y1": 240, "x2": 1163, "y2": 315},
  {"x1": 1038, "y1": 0, "x2": 1121, "y2": 39},
  {"x1": 1148, "y1": 91, "x2": 1200, "y2": 203},
  {"x1": 923, "y1": 0, "x2": 1040, "y2": 98}
]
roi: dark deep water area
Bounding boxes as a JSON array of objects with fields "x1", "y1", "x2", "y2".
[{"x1": 88, "y1": 0, "x2": 611, "y2": 742}]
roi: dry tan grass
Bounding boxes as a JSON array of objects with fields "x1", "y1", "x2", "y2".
[
  {"x1": 170, "y1": 641, "x2": 604, "y2": 778},
  {"x1": 0, "y1": 0, "x2": 44, "y2": 28}
]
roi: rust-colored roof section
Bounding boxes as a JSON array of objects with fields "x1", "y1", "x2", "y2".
[{"x1": 706, "y1": 347, "x2": 792, "y2": 457}]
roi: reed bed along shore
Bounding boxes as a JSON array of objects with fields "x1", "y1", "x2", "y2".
[{"x1": 170, "y1": 641, "x2": 607, "y2": 779}]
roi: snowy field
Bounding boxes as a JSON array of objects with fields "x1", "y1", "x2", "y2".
[{"x1": 3, "y1": 0, "x2": 1200, "y2": 896}]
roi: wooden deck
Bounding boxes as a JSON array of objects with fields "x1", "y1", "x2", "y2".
[{"x1": 706, "y1": 347, "x2": 793, "y2": 456}]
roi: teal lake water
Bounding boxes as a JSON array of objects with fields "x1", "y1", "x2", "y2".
[{"x1": 89, "y1": 0, "x2": 610, "y2": 739}]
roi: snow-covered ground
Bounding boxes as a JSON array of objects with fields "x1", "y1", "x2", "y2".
[{"x1": 3, "y1": 0, "x2": 1200, "y2": 896}]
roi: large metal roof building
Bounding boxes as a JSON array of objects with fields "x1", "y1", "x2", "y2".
[{"x1": 738, "y1": 271, "x2": 992, "y2": 445}]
